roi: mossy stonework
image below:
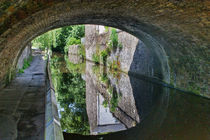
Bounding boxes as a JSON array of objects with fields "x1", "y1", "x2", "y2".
[{"x1": 0, "y1": 0, "x2": 209, "y2": 97}]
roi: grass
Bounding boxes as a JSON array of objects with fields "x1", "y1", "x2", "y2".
[
  {"x1": 64, "y1": 55, "x2": 86, "y2": 74},
  {"x1": 18, "y1": 56, "x2": 33, "y2": 74}
]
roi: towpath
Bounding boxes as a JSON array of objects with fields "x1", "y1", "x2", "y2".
[{"x1": 0, "y1": 52, "x2": 46, "y2": 140}]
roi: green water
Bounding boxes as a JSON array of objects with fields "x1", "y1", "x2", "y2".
[{"x1": 50, "y1": 53, "x2": 210, "y2": 140}]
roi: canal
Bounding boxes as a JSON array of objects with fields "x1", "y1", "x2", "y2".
[{"x1": 50, "y1": 53, "x2": 210, "y2": 140}]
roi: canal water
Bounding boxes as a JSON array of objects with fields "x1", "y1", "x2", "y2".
[{"x1": 50, "y1": 53, "x2": 210, "y2": 140}]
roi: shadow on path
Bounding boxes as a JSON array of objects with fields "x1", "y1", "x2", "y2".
[{"x1": 0, "y1": 53, "x2": 46, "y2": 140}]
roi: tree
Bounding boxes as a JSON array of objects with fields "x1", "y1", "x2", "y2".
[{"x1": 32, "y1": 25, "x2": 85, "y2": 53}]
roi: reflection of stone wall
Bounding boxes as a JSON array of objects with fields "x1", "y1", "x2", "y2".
[
  {"x1": 111, "y1": 73, "x2": 140, "y2": 126},
  {"x1": 16, "y1": 43, "x2": 32, "y2": 70},
  {"x1": 86, "y1": 61, "x2": 140, "y2": 131},
  {"x1": 68, "y1": 45, "x2": 82, "y2": 64},
  {"x1": 85, "y1": 62, "x2": 98, "y2": 134}
]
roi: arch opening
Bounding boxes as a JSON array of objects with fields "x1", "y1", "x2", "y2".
[{"x1": 0, "y1": 1, "x2": 210, "y2": 139}]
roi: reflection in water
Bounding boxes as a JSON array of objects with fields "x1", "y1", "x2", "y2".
[
  {"x1": 51, "y1": 53, "x2": 210, "y2": 139},
  {"x1": 50, "y1": 54, "x2": 89, "y2": 135}
]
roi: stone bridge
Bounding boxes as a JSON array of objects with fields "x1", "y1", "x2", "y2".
[{"x1": 0, "y1": 0, "x2": 209, "y2": 97}]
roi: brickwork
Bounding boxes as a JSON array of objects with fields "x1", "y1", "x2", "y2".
[{"x1": 0, "y1": 0, "x2": 209, "y2": 97}]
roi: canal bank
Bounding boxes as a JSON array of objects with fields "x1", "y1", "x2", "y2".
[{"x1": 0, "y1": 52, "x2": 46, "y2": 140}]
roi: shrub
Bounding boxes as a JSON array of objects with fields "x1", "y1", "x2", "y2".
[
  {"x1": 92, "y1": 53, "x2": 100, "y2": 64},
  {"x1": 64, "y1": 37, "x2": 81, "y2": 53},
  {"x1": 111, "y1": 29, "x2": 118, "y2": 47},
  {"x1": 108, "y1": 28, "x2": 123, "y2": 50}
]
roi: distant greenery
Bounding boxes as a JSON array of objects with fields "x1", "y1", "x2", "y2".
[
  {"x1": 50, "y1": 54, "x2": 89, "y2": 135},
  {"x1": 18, "y1": 56, "x2": 33, "y2": 74},
  {"x1": 64, "y1": 37, "x2": 81, "y2": 53},
  {"x1": 32, "y1": 25, "x2": 85, "y2": 53}
]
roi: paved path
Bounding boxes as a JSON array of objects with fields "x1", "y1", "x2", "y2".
[{"x1": 0, "y1": 53, "x2": 46, "y2": 140}]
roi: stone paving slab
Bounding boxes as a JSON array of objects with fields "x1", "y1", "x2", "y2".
[{"x1": 0, "y1": 54, "x2": 46, "y2": 140}]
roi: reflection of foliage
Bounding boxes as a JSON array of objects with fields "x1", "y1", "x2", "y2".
[
  {"x1": 107, "y1": 86, "x2": 120, "y2": 112},
  {"x1": 50, "y1": 55, "x2": 90, "y2": 135},
  {"x1": 108, "y1": 60, "x2": 121, "y2": 81},
  {"x1": 58, "y1": 73, "x2": 89, "y2": 135},
  {"x1": 92, "y1": 64, "x2": 120, "y2": 113},
  {"x1": 110, "y1": 90, "x2": 119, "y2": 112},
  {"x1": 64, "y1": 55, "x2": 85, "y2": 74},
  {"x1": 79, "y1": 44, "x2": 86, "y2": 60}
]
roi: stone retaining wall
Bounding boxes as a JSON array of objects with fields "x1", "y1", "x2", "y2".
[
  {"x1": 16, "y1": 42, "x2": 32, "y2": 70},
  {"x1": 85, "y1": 25, "x2": 162, "y2": 80}
]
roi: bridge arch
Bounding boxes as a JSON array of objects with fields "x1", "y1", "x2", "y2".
[{"x1": 0, "y1": 0, "x2": 209, "y2": 97}]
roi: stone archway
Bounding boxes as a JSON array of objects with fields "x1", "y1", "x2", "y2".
[{"x1": 0, "y1": 0, "x2": 209, "y2": 96}]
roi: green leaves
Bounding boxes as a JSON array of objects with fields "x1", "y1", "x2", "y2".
[
  {"x1": 92, "y1": 53, "x2": 100, "y2": 64},
  {"x1": 18, "y1": 56, "x2": 33, "y2": 74},
  {"x1": 32, "y1": 25, "x2": 85, "y2": 53},
  {"x1": 50, "y1": 54, "x2": 90, "y2": 135}
]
